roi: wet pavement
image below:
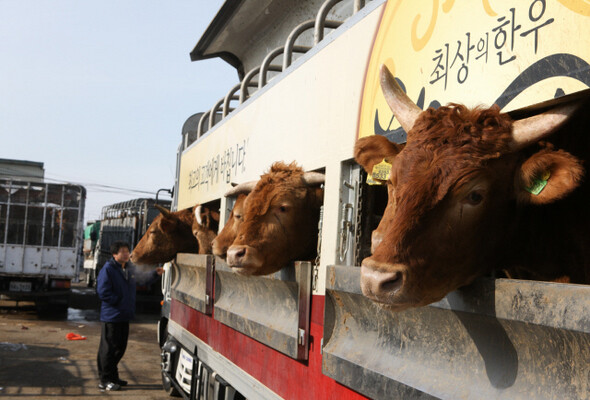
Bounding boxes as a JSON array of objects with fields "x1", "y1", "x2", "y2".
[{"x1": 0, "y1": 283, "x2": 168, "y2": 399}]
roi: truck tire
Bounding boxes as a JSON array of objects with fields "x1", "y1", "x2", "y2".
[
  {"x1": 35, "y1": 298, "x2": 68, "y2": 318},
  {"x1": 86, "y1": 270, "x2": 94, "y2": 287}
]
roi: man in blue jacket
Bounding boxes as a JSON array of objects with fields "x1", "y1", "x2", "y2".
[{"x1": 96, "y1": 241, "x2": 163, "y2": 391}]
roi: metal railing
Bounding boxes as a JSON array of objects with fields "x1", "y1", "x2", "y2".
[{"x1": 195, "y1": 0, "x2": 372, "y2": 139}]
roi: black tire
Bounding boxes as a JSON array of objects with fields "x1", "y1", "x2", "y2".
[
  {"x1": 161, "y1": 370, "x2": 181, "y2": 397},
  {"x1": 86, "y1": 270, "x2": 95, "y2": 287}
]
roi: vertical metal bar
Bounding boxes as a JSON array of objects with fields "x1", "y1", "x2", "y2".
[
  {"x1": 239, "y1": 67, "x2": 261, "y2": 103},
  {"x1": 22, "y1": 182, "x2": 30, "y2": 245},
  {"x1": 3, "y1": 180, "x2": 12, "y2": 270},
  {"x1": 39, "y1": 183, "x2": 49, "y2": 272},
  {"x1": 296, "y1": 261, "x2": 312, "y2": 360},
  {"x1": 197, "y1": 110, "x2": 210, "y2": 138},
  {"x1": 283, "y1": 20, "x2": 315, "y2": 70},
  {"x1": 57, "y1": 185, "x2": 65, "y2": 248},
  {"x1": 354, "y1": 0, "x2": 365, "y2": 13},
  {"x1": 74, "y1": 185, "x2": 84, "y2": 282},
  {"x1": 55, "y1": 185, "x2": 65, "y2": 272},
  {"x1": 314, "y1": 0, "x2": 344, "y2": 44},
  {"x1": 259, "y1": 47, "x2": 285, "y2": 89},
  {"x1": 205, "y1": 255, "x2": 215, "y2": 315},
  {"x1": 3, "y1": 180, "x2": 11, "y2": 245},
  {"x1": 209, "y1": 99, "x2": 225, "y2": 130},
  {"x1": 40, "y1": 183, "x2": 48, "y2": 247},
  {"x1": 222, "y1": 84, "x2": 241, "y2": 117},
  {"x1": 20, "y1": 182, "x2": 31, "y2": 272}
]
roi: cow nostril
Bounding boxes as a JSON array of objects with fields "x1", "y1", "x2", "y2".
[
  {"x1": 379, "y1": 272, "x2": 402, "y2": 292},
  {"x1": 227, "y1": 246, "x2": 248, "y2": 265},
  {"x1": 361, "y1": 261, "x2": 404, "y2": 299}
]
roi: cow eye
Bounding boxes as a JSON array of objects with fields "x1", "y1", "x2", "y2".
[
  {"x1": 279, "y1": 205, "x2": 288, "y2": 213},
  {"x1": 466, "y1": 190, "x2": 484, "y2": 205},
  {"x1": 234, "y1": 213, "x2": 242, "y2": 220}
]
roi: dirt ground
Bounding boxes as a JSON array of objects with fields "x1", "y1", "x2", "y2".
[{"x1": 0, "y1": 283, "x2": 170, "y2": 399}]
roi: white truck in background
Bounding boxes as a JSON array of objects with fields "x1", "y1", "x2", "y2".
[{"x1": 0, "y1": 178, "x2": 86, "y2": 314}]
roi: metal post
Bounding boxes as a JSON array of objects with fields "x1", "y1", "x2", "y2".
[
  {"x1": 314, "y1": 0, "x2": 344, "y2": 44},
  {"x1": 3, "y1": 180, "x2": 11, "y2": 244},
  {"x1": 20, "y1": 183, "x2": 31, "y2": 272},
  {"x1": 55, "y1": 186, "x2": 65, "y2": 274},
  {"x1": 73, "y1": 185, "x2": 85, "y2": 282},
  {"x1": 38, "y1": 183, "x2": 49, "y2": 274},
  {"x1": 2, "y1": 180, "x2": 12, "y2": 270}
]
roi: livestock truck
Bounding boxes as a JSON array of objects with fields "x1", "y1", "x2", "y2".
[
  {"x1": 0, "y1": 178, "x2": 85, "y2": 314},
  {"x1": 84, "y1": 198, "x2": 171, "y2": 290},
  {"x1": 159, "y1": 1, "x2": 590, "y2": 399}
]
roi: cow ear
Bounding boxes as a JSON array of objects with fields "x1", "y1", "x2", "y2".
[
  {"x1": 307, "y1": 186, "x2": 324, "y2": 209},
  {"x1": 515, "y1": 149, "x2": 584, "y2": 205},
  {"x1": 354, "y1": 135, "x2": 403, "y2": 174},
  {"x1": 159, "y1": 213, "x2": 179, "y2": 233}
]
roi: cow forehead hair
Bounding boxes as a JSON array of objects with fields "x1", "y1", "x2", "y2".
[
  {"x1": 409, "y1": 103, "x2": 514, "y2": 155},
  {"x1": 246, "y1": 161, "x2": 308, "y2": 216}
]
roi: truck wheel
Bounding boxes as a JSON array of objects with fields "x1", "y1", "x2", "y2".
[
  {"x1": 86, "y1": 270, "x2": 94, "y2": 287},
  {"x1": 161, "y1": 370, "x2": 181, "y2": 397}
]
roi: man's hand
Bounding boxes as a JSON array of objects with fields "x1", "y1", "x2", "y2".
[{"x1": 155, "y1": 267, "x2": 164, "y2": 276}]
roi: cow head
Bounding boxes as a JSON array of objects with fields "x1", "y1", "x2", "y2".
[
  {"x1": 212, "y1": 193, "x2": 249, "y2": 258},
  {"x1": 354, "y1": 65, "x2": 584, "y2": 310},
  {"x1": 193, "y1": 204, "x2": 220, "y2": 254},
  {"x1": 131, "y1": 205, "x2": 198, "y2": 265},
  {"x1": 226, "y1": 162, "x2": 324, "y2": 275}
]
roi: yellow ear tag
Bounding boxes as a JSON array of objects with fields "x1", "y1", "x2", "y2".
[
  {"x1": 366, "y1": 174, "x2": 383, "y2": 186},
  {"x1": 371, "y1": 159, "x2": 392, "y2": 181}
]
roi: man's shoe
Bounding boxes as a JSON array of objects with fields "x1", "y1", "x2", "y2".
[
  {"x1": 98, "y1": 381, "x2": 121, "y2": 391},
  {"x1": 115, "y1": 379, "x2": 128, "y2": 386}
]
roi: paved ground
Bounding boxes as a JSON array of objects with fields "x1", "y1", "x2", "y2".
[{"x1": 0, "y1": 283, "x2": 170, "y2": 399}]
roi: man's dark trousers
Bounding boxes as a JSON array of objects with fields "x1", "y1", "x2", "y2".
[{"x1": 97, "y1": 321, "x2": 129, "y2": 383}]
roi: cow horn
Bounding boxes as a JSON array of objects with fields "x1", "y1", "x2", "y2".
[
  {"x1": 155, "y1": 204, "x2": 171, "y2": 217},
  {"x1": 301, "y1": 172, "x2": 325, "y2": 186},
  {"x1": 194, "y1": 205, "x2": 203, "y2": 226},
  {"x1": 225, "y1": 180, "x2": 258, "y2": 197},
  {"x1": 510, "y1": 103, "x2": 579, "y2": 150},
  {"x1": 380, "y1": 64, "x2": 422, "y2": 134}
]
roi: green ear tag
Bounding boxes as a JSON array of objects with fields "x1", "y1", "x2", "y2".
[
  {"x1": 371, "y1": 159, "x2": 392, "y2": 181},
  {"x1": 525, "y1": 171, "x2": 551, "y2": 195}
]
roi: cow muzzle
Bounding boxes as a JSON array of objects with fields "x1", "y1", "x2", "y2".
[
  {"x1": 226, "y1": 245, "x2": 262, "y2": 274},
  {"x1": 360, "y1": 258, "x2": 407, "y2": 308}
]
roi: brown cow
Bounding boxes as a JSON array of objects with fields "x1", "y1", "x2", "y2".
[
  {"x1": 193, "y1": 204, "x2": 220, "y2": 255},
  {"x1": 226, "y1": 162, "x2": 324, "y2": 275},
  {"x1": 212, "y1": 193, "x2": 249, "y2": 259},
  {"x1": 354, "y1": 65, "x2": 589, "y2": 311},
  {"x1": 131, "y1": 205, "x2": 218, "y2": 265}
]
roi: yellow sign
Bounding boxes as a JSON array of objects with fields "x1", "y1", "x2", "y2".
[{"x1": 359, "y1": 0, "x2": 590, "y2": 139}]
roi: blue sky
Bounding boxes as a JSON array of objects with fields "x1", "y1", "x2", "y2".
[{"x1": 0, "y1": 1, "x2": 236, "y2": 221}]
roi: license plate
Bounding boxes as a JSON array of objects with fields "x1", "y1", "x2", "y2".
[{"x1": 9, "y1": 281, "x2": 32, "y2": 292}]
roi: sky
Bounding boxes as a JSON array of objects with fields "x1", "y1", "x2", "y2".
[{"x1": 0, "y1": 0, "x2": 236, "y2": 222}]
